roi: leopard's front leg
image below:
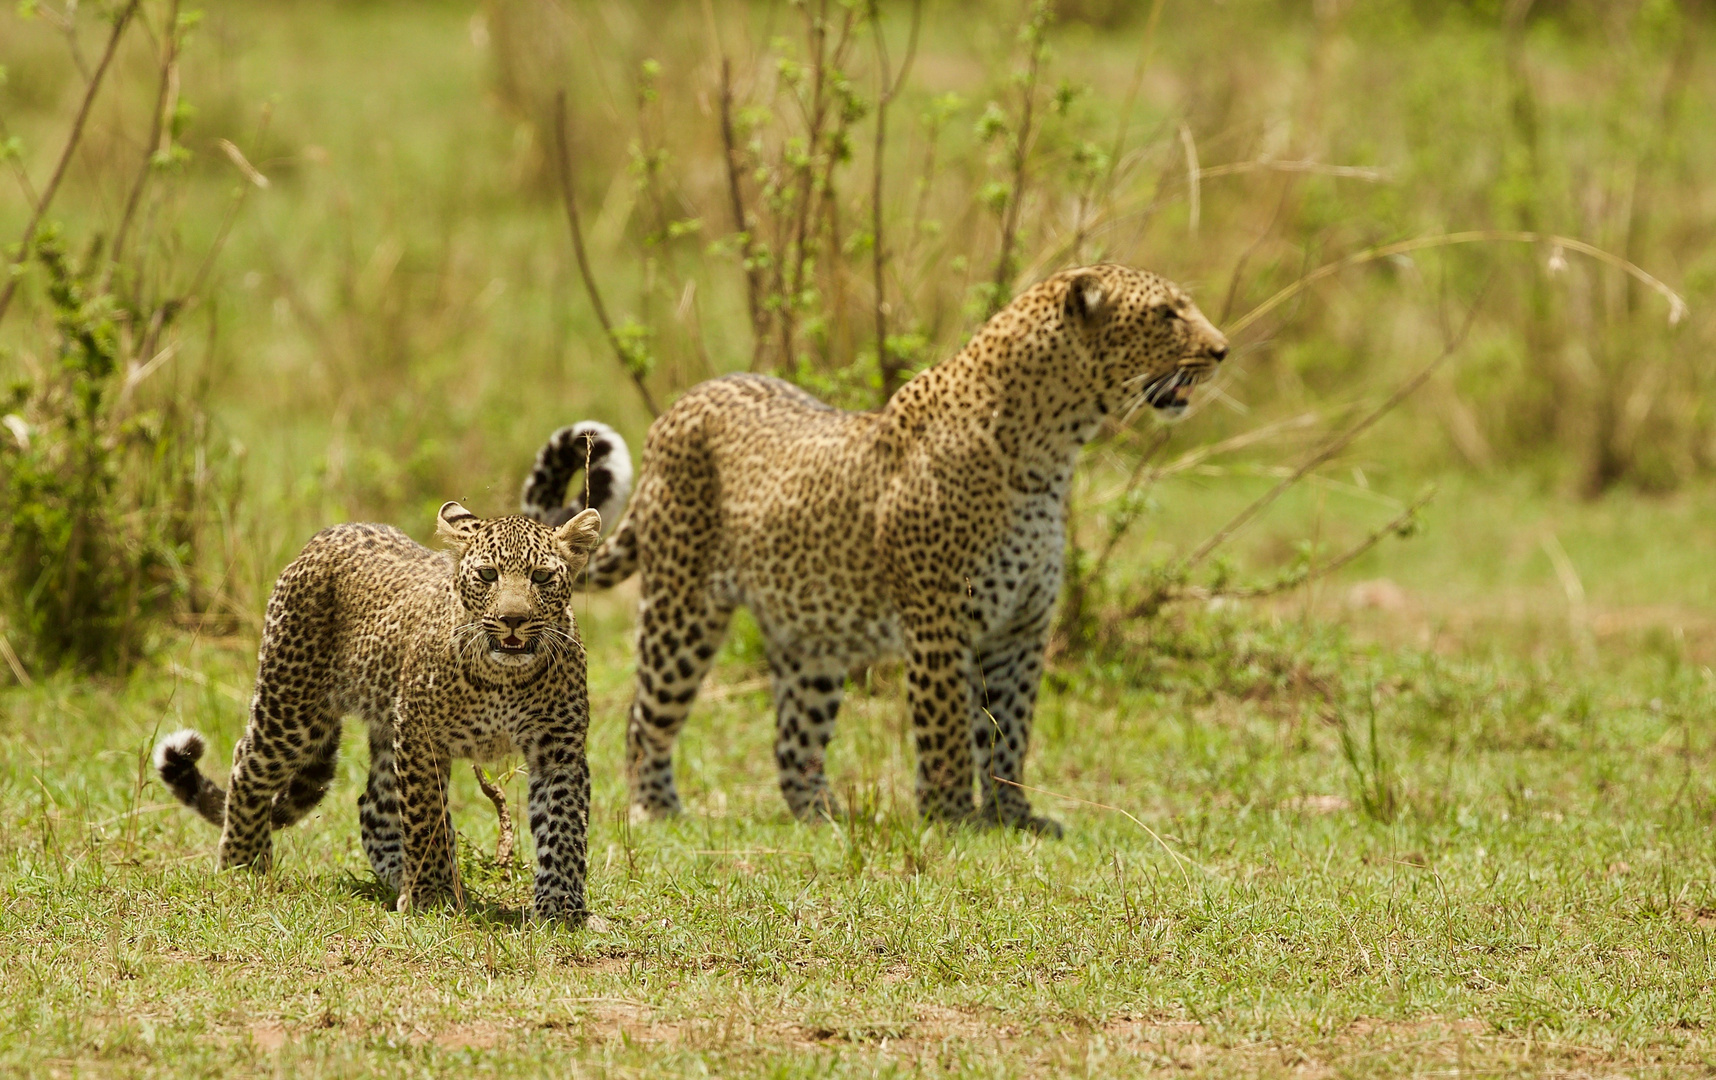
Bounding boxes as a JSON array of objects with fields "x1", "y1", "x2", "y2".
[
  {"x1": 392, "y1": 708, "x2": 460, "y2": 913},
  {"x1": 522, "y1": 732, "x2": 590, "y2": 924},
  {"x1": 901, "y1": 606, "x2": 977, "y2": 824}
]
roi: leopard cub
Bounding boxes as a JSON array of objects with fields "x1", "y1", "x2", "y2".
[{"x1": 155, "y1": 500, "x2": 604, "y2": 921}]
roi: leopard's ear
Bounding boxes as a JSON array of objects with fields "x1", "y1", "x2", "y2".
[
  {"x1": 1063, "y1": 270, "x2": 1110, "y2": 334},
  {"x1": 436, "y1": 501, "x2": 480, "y2": 552},
  {"x1": 554, "y1": 507, "x2": 602, "y2": 559}
]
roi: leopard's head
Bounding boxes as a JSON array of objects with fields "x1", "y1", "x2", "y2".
[
  {"x1": 435, "y1": 501, "x2": 602, "y2": 668},
  {"x1": 1059, "y1": 264, "x2": 1229, "y2": 420}
]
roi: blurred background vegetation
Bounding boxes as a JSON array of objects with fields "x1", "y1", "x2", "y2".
[{"x1": 0, "y1": 0, "x2": 1710, "y2": 675}]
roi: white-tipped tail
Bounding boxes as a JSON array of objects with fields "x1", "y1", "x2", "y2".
[
  {"x1": 520, "y1": 421, "x2": 633, "y2": 531},
  {"x1": 153, "y1": 728, "x2": 205, "y2": 773}
]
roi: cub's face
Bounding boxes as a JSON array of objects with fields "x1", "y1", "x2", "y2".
[
  {"x1": 1063, "y1": 265, "x2": 1230, "y2": 419},
  {"x1": 436, "y1": 502, "x2": 602, "y2": 668}
]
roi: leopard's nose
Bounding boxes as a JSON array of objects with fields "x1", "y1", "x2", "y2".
[
  {"x1": 1208, "y1": 343, "x2": 1228, "y2": 362},
  {"x1": 499, "y1": 614, "x2": 528, "y2": 630}
]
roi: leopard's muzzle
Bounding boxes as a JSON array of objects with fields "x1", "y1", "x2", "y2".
[
  {"x1": 486, "y1": 615, "x2": 540, "y2": 658},
  {"x1": 1139, "y1": 350, "x2": 1226, "y2": 417}
]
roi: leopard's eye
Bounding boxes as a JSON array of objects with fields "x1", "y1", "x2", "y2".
[
  {"x1": 1157, "y1": 304, "x2": 1180, "y2": 322},
  {"x1": 530, "y1": 568, "x2": 554, "y2": 585},
  {"x1": 476, "y1": 566, "x2": 499, "y2": 583}
]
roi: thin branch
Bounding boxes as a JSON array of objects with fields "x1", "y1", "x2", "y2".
[
  {"x1": 987, "y1": 2, "x2": 1049, "y2": 319},
  {"x1": 718, "y1": 59, "x2": 767, "y2": 356},
  {"x1": 1067, "y1": 0, "x2": 1162, "y2": 262},
  {"x1": 871, "y1": 0, "x2": 923, "y2": 405},
  {"x1": 990, "y1": 778, "x2": 1216, "y2": 885},
  {"x1": 0, "y1": 115, "x2": 41, "y2": 207},
  {"x1": 1102, "y1": 0, "x2": 1163, "y2": 193},
  {"x1": 0, "y1": 0, "x2": 142, "y2": 330},
  {"x1": 1228, "y1": 230, "x2": 1688, "y2": 339},
  {"x1": 1197, "y1": 159, "x2": 1391, "y2": 182},
  {"x1": 171, "y1": 123, "x2": 273, "y2": 346},
  {"x1": 1177, "y1": 122, "x2": 1200, "y2": 236},
  {"x1": 777, "y1": 0, "x2": 838, "y2": 372},
  {"x1": 1090, "y1": 426, "x2": 1171, "y2": 579},
  {"x1": 108, "y1": 0, "x2": 182, "y2": 283},
  {"x1": 551, "y1": 90, "x2": 660, "y2": 418},
  {"x1": 1159, "y1": 488, "x2": 1435, "y2": 608},
  {"x1": 1219, "y1": 182, "x2": 1293, "y2": 325},
  {"x1": 1180, "y1": 290, "x2": 1486, "y2": 575}
]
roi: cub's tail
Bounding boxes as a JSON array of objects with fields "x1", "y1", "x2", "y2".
[
  {"x1": 521, "y1": 421, "x2": 638, "y2": 589},
  {"x1": 155, "y1": 730, "x2": 227, "y2": 827},
  {"x1": 154, "y1": 729, "x2": 337, "y2": 831}
]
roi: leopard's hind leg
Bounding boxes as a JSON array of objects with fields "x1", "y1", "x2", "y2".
[
  {"x1": 971, "y1": 613, "x2": 1061, "y2": 837},
  {"x1": 217, "y1": 566, "x2": 339, "y2": 872},
  {"x1": 358, "y1": 723, "x2": 405, "y2": 891},
  {"x1": 625, "y1": 584, "x2": 733, "y2": 820},
  {"x1": 768, "y1": 652, "x2": 847, "y2": 822}
]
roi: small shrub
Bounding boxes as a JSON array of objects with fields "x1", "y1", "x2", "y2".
[{"x1": 0, "y1": 232, "x2": 230, "y2": 675}]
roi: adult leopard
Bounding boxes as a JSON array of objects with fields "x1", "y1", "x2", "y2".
[
  {"x1": 155, "y1": 501, "x2": 606, "y2": 920},
  {"x1": 525, "y1": 264, "x2": 1228, "y2": 834}
]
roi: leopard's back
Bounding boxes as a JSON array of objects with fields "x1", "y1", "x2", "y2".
[{"x1": 259, "y1": 523, "x2": 450, "y2": 718}]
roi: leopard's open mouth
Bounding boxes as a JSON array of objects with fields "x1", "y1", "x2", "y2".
[
  {"x1": 1137, "y1": 363, "x2": 1214, "y2": 415},
  {"x1": 489, "y1": 634, "x2": 537, "y2": 656}
]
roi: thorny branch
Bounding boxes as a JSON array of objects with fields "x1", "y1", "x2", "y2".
[{"x1": 1145, "y1": 488, "x2": 1436, "y2": 611}]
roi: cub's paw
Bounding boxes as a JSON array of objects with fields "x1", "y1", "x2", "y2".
[
  {"x1": 529, "y1": 893, "x2": 588, "y2": 927},
  {"x1": 1018, "y1": 814, "x2": 1065, "y2": 840},
  {"x1": 975, "y1": 803, "x2": 1065, "y2": 839},
  {"x1": 395, "y1": 884, "x2": 463, "y2": 914},
  {"x1": 627, "y1": 798, "x2": 681, "y2": 825},
  {"x1": 793, "y1": 788, "x2": 845, "y2": 825}
]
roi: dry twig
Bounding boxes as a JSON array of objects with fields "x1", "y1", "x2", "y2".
[{"x1": 472, "y1": 765, "x2": 516, "y2": 866}]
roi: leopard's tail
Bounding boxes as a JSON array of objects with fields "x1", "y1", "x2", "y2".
[
  {"x1": 522, "y1": 420, "x2": 638, "y2": 589},
  {"x1": 155, "y1": 730, "x2": 227, "y2": 827},
  {"x1": 154, "y1": 729, "x2": 338, "y2": 831}
]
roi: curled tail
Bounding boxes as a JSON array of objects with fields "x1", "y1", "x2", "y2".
[
  {"x1": 155, "y1": 730, "x2": 227, "y2": 827},
  {"x1": 521, "y1": 421, "x2": 633, "y2": 528},
  {"x1": 154, "y1": 729, "x2": 336, "y2": 831},
  {"x1": 522, "y1": 420, "x2": 639, "y2": 589}
]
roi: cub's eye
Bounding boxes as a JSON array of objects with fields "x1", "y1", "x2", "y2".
[
  {"x1": 530, "y1": 568, "x2": 554, "y2": 585},
  {"x1": 476, "y1": 566, "x2": 499, "y2": 583}
]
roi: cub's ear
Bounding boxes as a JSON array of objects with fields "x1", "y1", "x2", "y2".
[
  {"x1": 1063, "y1": 270, "x2": 1110, "y2": 335},
  {"x1": 554, "y1": 507, "x2": 603, "y2": 558},
  {"x1": 436, "y1": 501, "x2": 480, "y2": 550}
]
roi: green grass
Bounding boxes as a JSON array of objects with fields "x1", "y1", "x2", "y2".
[
  {"x1": 6, "y1": 557, "x2": 1716, "y2": 1077},
  {"x1": 5, "y1": 0, "x2": 1716, "y2": 1074}
]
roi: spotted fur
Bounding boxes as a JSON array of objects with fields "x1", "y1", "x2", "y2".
[
  {"x1": 527, "y1": 264, "x2": 1228, "y2": 833},
  {"x1": 155, "y1": 502, "x2": 604, "y2": 921}
]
